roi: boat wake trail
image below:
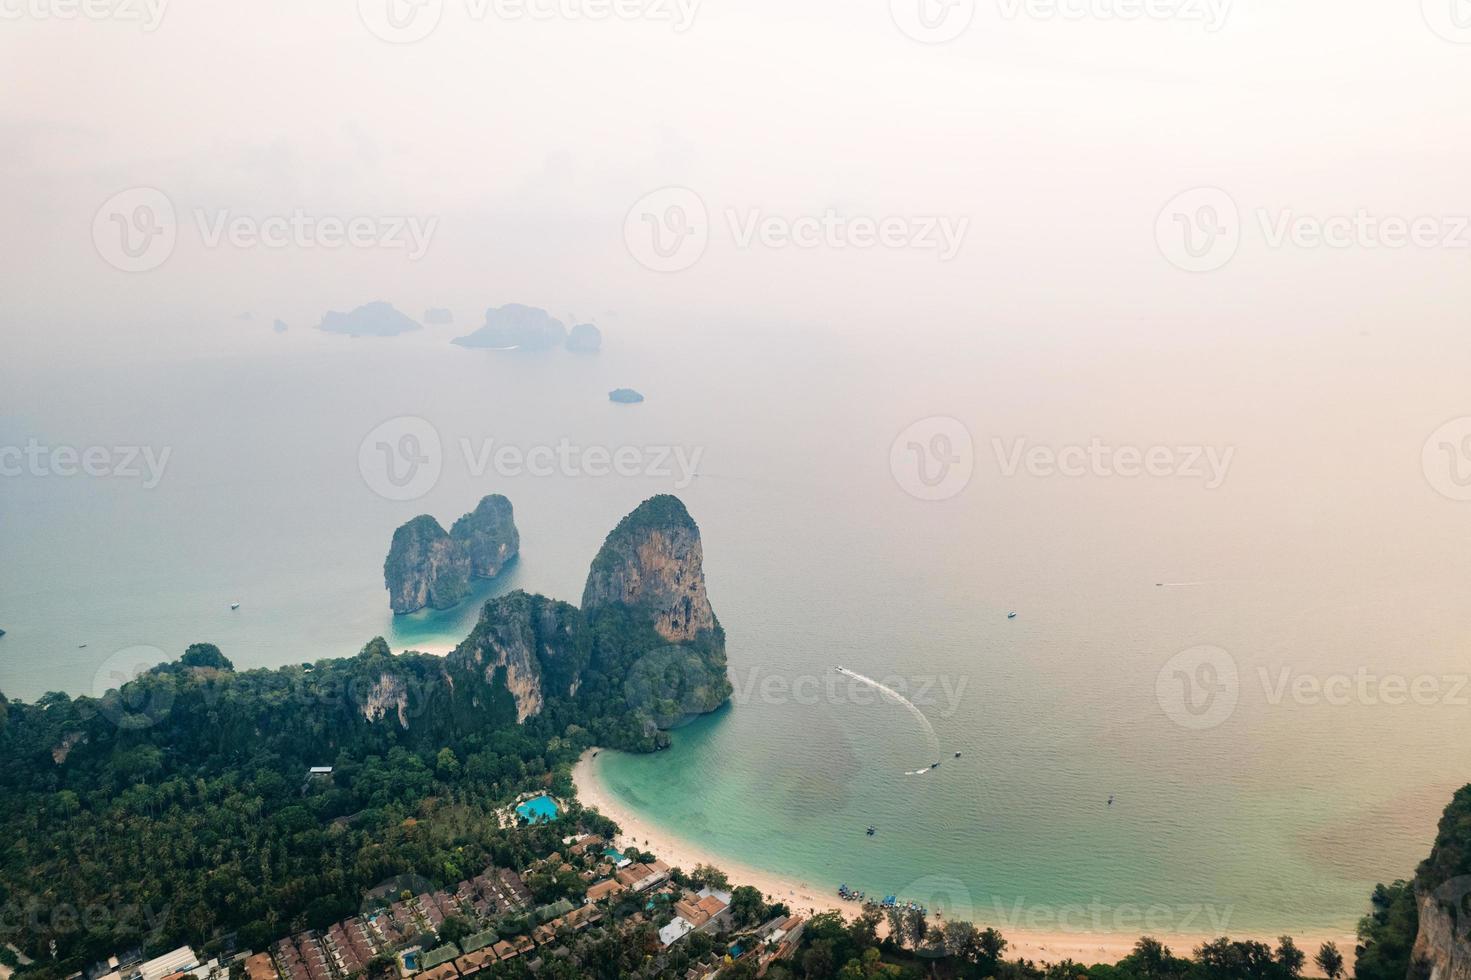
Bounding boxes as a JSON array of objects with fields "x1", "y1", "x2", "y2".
[{"x1": 834, "y1": 667, "x2": 942, "y2": 773}]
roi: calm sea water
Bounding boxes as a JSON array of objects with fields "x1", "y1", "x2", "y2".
[{"x1": 5, "y1": 317, "x2": 1471, "y2": 935}]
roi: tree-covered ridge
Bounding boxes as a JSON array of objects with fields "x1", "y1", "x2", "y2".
[
  {"x1": 0, "y1": 640, "x2": 587, "y2": 965},
  {"x1": 0, "y1": 495, "x2": 734, "y2": 973},
  {"x1": 1416, "y1": 784, "x2": 1471, "y2": 896}
]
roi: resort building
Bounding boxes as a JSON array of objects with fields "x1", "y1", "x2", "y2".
[
  {"x1": 614, "y1": 858, "x2": 671, "y2": 892},
  {"x1": 658, "y1": 916, "x2": 695, "y2": 947},
  {"x1": 586, "y1": 878, "x2": 627, "y2": 903},
  {"x1": 138, "y1": 947, "x2": 201, "y2": 980}
]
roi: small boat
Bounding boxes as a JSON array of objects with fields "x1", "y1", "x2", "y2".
[
  {"x1": 230, "y1": 602, "x2": 241, "y2": 610},
  {"x1": 1007, "y1": 611, "x2": 1017, "y2": 619},
  {"x1": 866, "y1": 826, "x2": 876, "y2": 836},
  {"x1": 77, "y1": 643, "x2": 87, "y2": 648},
  {"x1": 1108, "y1": 794, "x2": 1115, "y2": 806},
  {"x1": 930, "y1": 761, "x2": 941, "y2": 769},
  {"x1": 954, "y1": 751, "x2": 961, "y2": 758}
]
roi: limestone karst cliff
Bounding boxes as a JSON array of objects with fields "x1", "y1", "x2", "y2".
[
  {"x1": 582, "y1": 495, "x2": 718, "y2": 643},
  {"x1": 383, "y1": 515, "x2": 471, "y2": 614},
  {"x1": 384, "y1": 495, "x2": 519, "y2": 614}
]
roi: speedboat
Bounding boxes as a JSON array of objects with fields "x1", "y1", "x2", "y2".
[
  {"x1": 954, "y1": 751, "x2": 961, "y2": 758},
  {"x1": 230, "y1": 602, "x2": 241, "y2": 610},
  {"x1": 866, "y1": 826, "x2": 876, "y2": 836},
  {"x1": 1007, "y1": 611, "x2": 1017, "y2": 619}
]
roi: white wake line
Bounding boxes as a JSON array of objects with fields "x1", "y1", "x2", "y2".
[{"x1": 835, "y1": 667, "x2": 942, "y2": 772}]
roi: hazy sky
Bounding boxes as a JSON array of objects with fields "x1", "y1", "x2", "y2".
[{"x1": 3, "y1": 0, "x2": 1469, "y2": 360}]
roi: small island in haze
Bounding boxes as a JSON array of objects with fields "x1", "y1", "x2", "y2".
[{"x1": 609, "y1": 388, "x2": 645, "y2": 404}]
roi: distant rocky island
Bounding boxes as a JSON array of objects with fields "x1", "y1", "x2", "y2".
[
  {"x1": 566, "y1": 322, "x2": 602, "y2": 352},
  {"x1": 318, "y1": 301, "x2": 421, "y2": 337},
  {"x1": 384, "y1": 494, "x2": 520, "y2": 614},
  {"x1": 452, "y1": 304, "x2": 602, "y2": 353},
  {"x1": 609, "y1": 388, "x2": 644, "y2": 404}
]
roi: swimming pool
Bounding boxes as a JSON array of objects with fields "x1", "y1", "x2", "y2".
[{"x1": 515, "y1": 795, "x2": 560, "y2": 824}]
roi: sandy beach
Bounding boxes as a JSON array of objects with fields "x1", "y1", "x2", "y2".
[{"x1": 572, "y1": 750, "x2": 1356, "y2": 972}]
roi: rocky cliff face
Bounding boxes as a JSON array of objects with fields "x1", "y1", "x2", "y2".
[
  {"x1": 360, "y1": 673, "x2": 413, "y2": 728},
  {"x1": 384, "y1": 495, "x2": 520, "y2": 614},
  {"x1": 448, "y1": 591, "x2": 586, "y2": 723},
  {"x1": 451, "y1": 494, "x2": 520, "y2": 578},
  {"x1": 1414, "y1": 888, "x2": 1470, "y2": 980},
  {"x1": 384, "y1": 515, "x2": 471, "y2": 614},
  {"x1": 388, "y1": 495, "x2": 728, "y2": 741},
  {"x1": 582, "y1": 495, "x2": 718, "y2": 643},
  {"x1": 1413, "y1": 785, "x2": 1471, "y2": 980}
]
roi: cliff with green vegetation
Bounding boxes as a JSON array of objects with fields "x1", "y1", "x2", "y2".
[
  {"x1": 450, "y1": 493, "x2": 520, "y2": 579},
  {"x1": 0, "y1": 497, "x2": 730, "y2": 968},
  {"x1": 384, "y1": 514, "x2": 471, "y2": 613},
  {"x1": 384, "y1": 494, "x2": 519, "y2": 614},
  {"x1": 1408, "y1": 785, "x2": 1471, "y2": 980}
]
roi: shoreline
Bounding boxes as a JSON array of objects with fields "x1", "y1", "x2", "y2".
[{"x1": 571, "y1": 749, "x2": 1356, "y2": 971}]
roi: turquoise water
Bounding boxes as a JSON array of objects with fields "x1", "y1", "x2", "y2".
[
  {"x1": 6, "y1": 319, "x2": 1471, "y2": 936},
  {"x1": 517, "y1": 795, "x2": 561, "y2": 824}
]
